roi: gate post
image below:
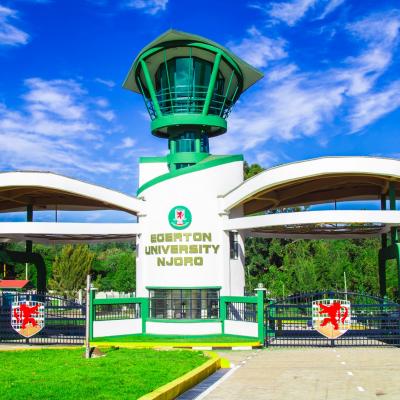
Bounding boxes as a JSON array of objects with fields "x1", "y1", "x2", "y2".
[
  {"x1": 220, "y1": 297, "x2": 227, "y2": 335},
  {"x1": 88, "y1": 284, "x2": 96, "y2": 341},
  {"x1": 140, "y1": 297, "x2": 149, "y2": 334},
  {"x1": 255, "y1": 285, "x2": 266, "y2": 345}
]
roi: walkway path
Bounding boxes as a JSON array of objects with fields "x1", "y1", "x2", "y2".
[{"x1": 203, "y1": 347, "x2": 400, "y2": 400}]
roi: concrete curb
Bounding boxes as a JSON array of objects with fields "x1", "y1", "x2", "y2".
[
  {"x1": 138, "y1": 351, "x2": 222, "y2": 400},
  {"x1": 0, "y1": 345, "x2": 82, "y2": 351},
  {"x1": 91, "y1": 341, "x2": 262, "y2": 350}
]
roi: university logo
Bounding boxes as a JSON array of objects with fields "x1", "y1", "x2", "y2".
[
  {"x1": 312, "y1": 299, "x2": 351, "y2": 339},
  {"x1": 168, "y1": 206, "x2": 192, "y2": 230},
  {"x1": 11, "y1": 300, "x2": 45, "y2": 338}
]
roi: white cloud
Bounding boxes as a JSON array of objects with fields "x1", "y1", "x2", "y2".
[
  {"x1": 0, "y1": 78, "x2": 123, "y2": 176},
  {"x1": 23, "y1": 78, "x2": 87, "y2": 120},
  {"x1": 123, "y1": 0, "x2": 168, "y2": 15},
  {"x1": 347, "y1": 11, "x2": 400, "y2": 46},
  {"x1": 227, "y1": 27, "x2": 287, "y2": 69},
  {"x1": 117, "y1": 137, "x2": 136, "y2": 149},
  {"x1": 234, "y1": 73, "x2": 343, "y2": 146},
  {"x1": 0, "y1": 5, "x2": 29, "y2": 46},
  {"x1": 95, "y1": 78, "x2": 116, "y2": 88},
  {"x1": 266, "y1": 63, "x2": 298, "y2": 82},
  {"x1": 96, "y1": 110, "x2": 116, "y2": 121},
  {"x1": 253, "y1": 150, "x2": 281, "y2": 167},
  {"x1": 219, "y1": 9, "x2": 400, "y2": 152},
  {"x1": 317, "y1": 0, "x2": 345, "y2": 20},
  {"x1": 267, "y1": 0, "x2": 317, "y2": 26},
  {"x1": 334, "y1": 11, "x2": 400, "y2": 96},
  {"x1": 213, "y1": 64, "x2": 345, "y2": 154},
  {"x1": 349, "y1": 81, "x2": 400, "y2": 132}
]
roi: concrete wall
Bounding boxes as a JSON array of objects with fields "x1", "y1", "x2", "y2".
[
  {"x1": 224, "y1": 320, "x2": 258, "y2": 338},
  {"x1": 146, "y1": 321, "x2": 222, "y2": 335},
  {"x1": 93, "y1": 318, "x2": 142, "y2": 338}
]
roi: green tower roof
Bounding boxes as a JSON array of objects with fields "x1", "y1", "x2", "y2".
[{"x1": 123, "y1": 29, "x2": 264, "y2": 94}]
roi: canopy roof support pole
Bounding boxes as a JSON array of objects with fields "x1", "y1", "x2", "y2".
[
  {"x1": 379, "y1": 183, "x2": 400, "y2": 300},
  {"x1": 26, "y1": 205, "x2": 33, "y2": 254},
  {"x1": 379, "y1": 195, "x2": 387, "y2": 297},
  {"x1": 22, "y1": 205, "x2": 46, "y2": 293}
]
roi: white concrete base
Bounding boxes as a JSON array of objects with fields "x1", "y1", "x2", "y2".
[
  {"x1": 146, "y1": 321, "x2": 222, "y2": 335},
  {"x1": 224, "y1": 320, "x2": 258, "y2": 338},
  {"x1": 93, "y1": 318, "x2": 142, "y2": 338}
]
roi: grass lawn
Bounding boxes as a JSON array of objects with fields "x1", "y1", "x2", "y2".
[
  {"x1": 93, "y1": 333, "x2": 258, "y2": 343},
  {"x1": 1, "y1": 348, "x2": 207, "y2": 400}
]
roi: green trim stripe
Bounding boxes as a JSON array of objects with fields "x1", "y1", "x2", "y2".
[
  {"x1": 89, "y1": 289, "x2": 95, "y2": 340},
  {"x1": 147, "y1": 318, "x2": 221, "y2": 323},
  {"x1": 146, "y1": 286, "x2": 222, "y2": 290},
  {"x1": 137, "y1": 155, "x2": 243, "y2": 195},
  {"x1": 256, "y1": 290, "x2": 265, "y2": 344},
  {"x1": 139, "y1": 156, "x2": 167, "y2": 164},
  {"x1": 150, "y1": 114, "x2": 227, "y2": 137},
  {"x1": 221, "y1": 296, "x2": 257, "y2": 304}
]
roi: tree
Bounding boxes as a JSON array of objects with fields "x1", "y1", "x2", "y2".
[
  {"x1": 244, "y1": 161, "x2": 264, "y2": 180},
  {"x1": 93, "y1": 247, "x2": 136, "y2": 293},
  {"x1": 49, "y1": 245, "x2": 95, "y2": 298}
]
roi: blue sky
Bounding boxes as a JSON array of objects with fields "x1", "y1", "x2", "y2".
[{"x1": 0, "y1": 0, "x2": 399, "y2": 221}]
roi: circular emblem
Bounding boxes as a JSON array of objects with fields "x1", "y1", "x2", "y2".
[{"x1": 168, "y1": 206, "x2": 192, "y2": 230}]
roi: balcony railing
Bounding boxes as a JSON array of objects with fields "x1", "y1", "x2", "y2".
[{"x1": 143, "y1": 84, "x2": 236, "y2": 120}]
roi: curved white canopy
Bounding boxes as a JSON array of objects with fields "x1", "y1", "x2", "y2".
[
  {"x1": 0, "y1": 222, "x2": 140, "y2": 244},
  {"x1": 224, "y1": 210, "x2": 400, "y2": 239},
  {"x1": 221, "y1": 157, "x2": 400, "y2": 215},
  {"x1": 0, "y1": 171, "x2": 145, "y2": 215}
]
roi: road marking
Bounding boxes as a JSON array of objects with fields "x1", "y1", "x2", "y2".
[
  {"x1": 357, "y1": 386, "x2": 365, "y2": 392},
  {"x1": 347, "y1": 371, "x2": 353, "y2": 376},
  {"x1": 194, "y1": 365, "x2": 240, "y2": 400},
  {"x1": 341, "y1": 361, "x2": 346, "y2": 365},
  {"x1": 336, "y1": 354, "x2": 341, "y2": 358}
]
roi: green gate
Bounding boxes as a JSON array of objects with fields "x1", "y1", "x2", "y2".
[{"x1": 265, "y1": 291, "x2": 400, "y2": 347}]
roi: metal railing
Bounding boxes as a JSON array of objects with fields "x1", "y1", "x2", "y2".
[
  {"x1": 226, "y1": 302, "x2": 258, "y2": 323},
  {"x1": 144, "y1": 84, "x2": 235, "y2": 119},
  {"x1": 94, "y1": 303, "x2": 141, "y2": 321}
]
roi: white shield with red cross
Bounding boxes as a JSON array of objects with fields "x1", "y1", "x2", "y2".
[
  {"x1": 312, "y1": 299, "x2": 351, "y2": 339},
  {"x1": 11, "y1": 300, "x2": 45, "y2": 338}
]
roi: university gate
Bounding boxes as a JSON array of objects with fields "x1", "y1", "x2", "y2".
[
  {"x1": 0, "y1": 291, "x2": 85, "y2": 345},
  {"x1": 265, "y1": 291, "x2": 400, "y2": 347}
]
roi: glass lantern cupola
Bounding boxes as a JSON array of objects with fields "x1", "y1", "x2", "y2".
[{"x1": 123, "y1": 30, "x2": 263, "y2": 171}]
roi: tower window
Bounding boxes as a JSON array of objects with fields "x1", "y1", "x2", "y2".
[
  {"x1": 175, "y1": 132, "x2": 196, "y2": 152},
  {"x1": 230, "y1": 231, "x2": 239, "y2": 259},
  {"x1": 155, "y1": 56, "x2": 225, "y2": 115}
]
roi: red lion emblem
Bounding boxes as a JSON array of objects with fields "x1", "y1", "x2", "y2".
[
  {"x1": 176, "y1": 210, "x2": 185, "y2": 225},
  {"x1": 318, "y1": 301, "x2": 349, "y2": 330},
  {"x1": 13, "y1": 303, "x2": 40, "y2": 329}
]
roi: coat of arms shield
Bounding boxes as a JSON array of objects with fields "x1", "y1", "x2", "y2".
[
  {"x1": 11, "y1": 300, "x2": 45, "y2": 338},
  {"x1": 312, "y1": 299, "x2": 351, "y2": 339}
]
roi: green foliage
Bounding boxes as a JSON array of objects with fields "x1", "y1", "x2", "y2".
[
  {"x1": 92, "y1": 245, "x2": 136, "y2": 292},
  {"x1": 49, "y1": 245, "x2": 95, "y2": 298},
  {"x1": 244, "y1": 237, "x2": 395, "y2": 299},
  {"x1": 244, "y1": 161, "x2": 264, "y2": 179}
]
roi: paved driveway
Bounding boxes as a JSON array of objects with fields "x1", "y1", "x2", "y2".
[{"x1": 204, "y1": 347, "x2": 400, "y2": 400}]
